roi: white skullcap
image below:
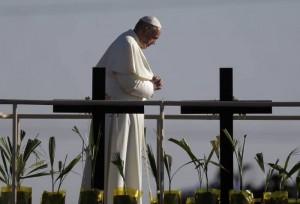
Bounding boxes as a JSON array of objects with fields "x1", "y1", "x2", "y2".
[{"x1": 140, "y1": 16, "x2": 162, "y2": 29}]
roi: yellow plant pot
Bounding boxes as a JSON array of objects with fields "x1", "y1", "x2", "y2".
[
  {"x1": 79, "y1": 188, "x2": 103, "y2": 204},
  {"x1": 287, "y1": 198, "x2": 300, "y2": 204},
  {"x1": 113, "y1": 187, "x2": 142, "y2": 204},
  {"x1": 40, "y1": 191, "x2": 66, "y2": 204},
  {"x1": 0, "y1": 186, "x2": 32, "y2": 204},
  {"x1": 263, "y1": 192, "x2": 272, "y2": 204},
  {"x1": 164, "y1": 190, "x2": 181, "y2": 204},
  {"x1": 150, "y1": 197, "x2": 158, "y2": 204},
  {"x1": 185, "y1": 196, "x2": 195, "y2": 204},
  {"x1": 263, "y1": 191, "x2": 288, "y2": 204},
  {"x1": 194, "y1": 189, "x2": 220, "y2": 204},
  {"x1": 230, "y1": 190, "x2": 254, "y2": 204},
  {"x1": 149, "y1": 191, "x2": 162, "y2": 204}
]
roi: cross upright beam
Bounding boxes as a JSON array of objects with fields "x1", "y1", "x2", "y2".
[
  {"x1": 181, "y1": 68, "x2": 272, "y2": 204},
  {"x1": 219, "y1": 68, "x2": 234, "y2": 204},
  {"x1": 53, "y1": 67, "x2": 144, "y2": 189}
]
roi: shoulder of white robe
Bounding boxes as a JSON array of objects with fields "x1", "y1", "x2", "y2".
[{"x1": 130, "y1": 41, "x2": 154, "y2": 80}]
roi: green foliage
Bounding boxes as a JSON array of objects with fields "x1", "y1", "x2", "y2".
[
  {"x1": 0, "y1": 130, "x2": 48, "y2": 187},
  {"x1": 169, "y1": 136, "x2": 222, "y2": 191},
  {"x1": 164, "y1": 153, "x2": 172, "y2": 191},
  {"x1": 112, "y1": 153, "x2": 126, "y2": 190},
  {"x1": 72, "y1": 125, "x2": 101, "y2": 187},
  {"x1": 146, "y1": 144, "x2": 158, "y2": 189},
  {"x1": 47, "y1": 136, "x2": 81, "y2": 192},
  {"x1": 268, "y1": 148, "x2": 300, "y2": 191},
  {"x1": 254, "y1": 152, "x2": 279, "y2": 192},
  {"x1": 223, "y1": 129, "x2": 247, "y2": 191}
]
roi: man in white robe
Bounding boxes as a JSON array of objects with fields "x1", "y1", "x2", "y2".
[{"x1": 88, "y1": 16, "x2": 162, "y2": 204}]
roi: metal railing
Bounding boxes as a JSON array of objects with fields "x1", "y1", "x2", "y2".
[{"x1": 1, "y1": 99, "x2": 300, "y2": 204}]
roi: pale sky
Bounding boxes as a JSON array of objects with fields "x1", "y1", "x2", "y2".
[{"x1": 1, "y1": 0, "x2": 300, "y2": 203}]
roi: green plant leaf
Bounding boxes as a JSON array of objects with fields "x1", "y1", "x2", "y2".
[
  {"x1": 205, "y1": 142, "x2": 218, "y2": 169},
  {"x1": 72, "y1": 126, "x2": 87, "y2": 164},
  {"x1": 23, "y1": 138, "x2": 41, "y2": 163},
  {"x1": 27, "y1": 162, "x2": 48, "y2": 175},
  {"x1": 222, "y1": 129, "x2": 235, "y2": 150},
  {"x1": 21, "y1": 172, "x2": 49, "y2": 179},
  {"x1": 146, "y1": 144, "x2": 158, "y2": 187},
  {"x1": 254, "y1": 153, "x2": 265, "y2": 173},
  {"x1": 287, "y1": 162, "x2": 300, "y2": 178},
  {"x1": 0, "y1": 137, "x2": 11, "y2": 159},
  {"x1": 168, "y1": 138, "x2": 198, "y2": 167},
  {"x1": 55, "y1": 154, "x2": 81, "y2": 182},
  {"x1": 49, "y1": 137, "x2": 55, "y2": 168},
  {"x1": 284, "y1": 148, "x2": 299, "y2": 171},
  {"x1": 7, "y1": 136, "x2": 13, "y2": 155},
  {"x1": 241, "y1": 135, "x2": 247, "y2": 165},
  {"x1": 265, "y1": 159, "x2": 279, "y2": 192},
  {"x1": 111, "y1": 153, "x2": 126, "y2": 184},
  {"x1": 20, "y1": 130, "x2": 26, "y2": 142},
  {"x1": 208, "y1": 160, "x2": 227, "y2": 171},
  {"x1": 0, "y1": 164, "x2": 9, "y2": 184},
  {"x1": 164, "y1": 153, "x2": 172, "y2": 182},
  {"x1": 0, "y1": 149, "x2": 9, "y2": 180},
  {"x1": 268, "y1": 163, "x2": 287, "y2": 175},
  {"x1": 0, "y1": 174, "x2": 7, "y2": 184},
  {"x1": 210, "y1": 136, "x2": 220, "y2": 159}
]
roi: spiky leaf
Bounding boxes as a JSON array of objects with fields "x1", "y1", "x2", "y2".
[
  {"x1": 164, "y1": 153, "x2": 172, "y2": 182},
  {"x1": 111, "y1": 153, "x2": 125, "y2": 183},
  {"x1": 287, "y1": 162, "x2": 300, "y2": 178},
  {"x1": 146, "y1": 144, "x2": 158, "y2": 187},
  {"x1": 255, "y1": 153, "x2": 265, "y2": 173},
  {"x1": 284, "y1": 148, "x2": 299, "y2": 171},
  {"x1": 168, "y1": 138, "x2": 198, "y2": 167},
  {"x1": 55, "y1": 154, "x2": 81, "y2": 182},
  {"x1": 23, "y1": 138, "x2": 41, "y2": 163},
  {"x1": 49, "y1": 137, "x2": 55, "y2": 168}
]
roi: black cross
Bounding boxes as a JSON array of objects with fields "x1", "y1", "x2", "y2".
[
  {"x1": 181, "y1": 68, "x2": 272, "y2": 204},
  {"x1": 53, "y1": 67, "x2": 144, "y2": 189}
]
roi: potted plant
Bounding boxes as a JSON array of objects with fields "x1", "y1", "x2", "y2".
[
  {"x1": 266, "y1": 148, "x2": 300, "y2": 204},
  {"x1": 169, "y1": 136, "x2": 222, "y2": 204},
  {"x1": 72, "y1": 125, "x2": 104, "y2": 204},
  {"x1": 163, "y1": 152, "x2": 182, "y2": 204},
  {"x1": 146, "y1": 144, "x2": 185, "y2": 204},
  {"x1": 41, "y1": 136, "x2": 81, "y2": 204},
  {"x1": 223, "y1": 129, "x2": 254, "y2": 204},
  {"x1": 146, "y1": 144, "x2": 159, "y2": 204},
  {"x1": 111, "y1": 153, "x2": 142, "y2": 204},
  {"x1": 254, "y1": 152, "x2": 279, "y2": 204},
  {"x1": 0, "y1": 130, "x2": 48, "y2": 204}
]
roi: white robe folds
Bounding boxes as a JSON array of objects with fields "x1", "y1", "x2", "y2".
[{"x1": 81, "y1": 29, "x2": 154, "y2": 204}]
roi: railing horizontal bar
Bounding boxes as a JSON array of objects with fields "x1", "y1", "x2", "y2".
[
  {"x1": 2, "y1": 113, "x2": 300, "y2": 120},
  {"x1": 2, "y1": 99, "x2": 300, "y2": 107},
  {"x1": 0, "y1": 114, "x2": 91, "y2": 119}
]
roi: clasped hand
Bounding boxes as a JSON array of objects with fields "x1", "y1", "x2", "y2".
[{"x1": 151, "y1": 75, "x2": 163, "y2": 90}]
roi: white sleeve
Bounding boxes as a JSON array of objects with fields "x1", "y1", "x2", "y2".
[{"x1": 115, "y1": 73, "x2": 154, "y2": 99}]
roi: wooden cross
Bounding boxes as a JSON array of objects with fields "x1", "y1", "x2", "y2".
[
  {"x1": 53, "y1": 67, "x2": 144, "y2": 189},
  {"x1": 181, "y1": 68, "x2": 272, "y2": 204}
]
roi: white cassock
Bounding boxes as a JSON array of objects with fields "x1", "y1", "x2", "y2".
[{"x1": 81, "y1": 29, "x2": 154, "y2": 204}]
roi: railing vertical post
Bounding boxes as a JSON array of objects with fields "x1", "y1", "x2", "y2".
[
  {"x1": 157, "y1": 102, "x2": 164, "y2": 204},
  {"x1": 12, "y1": 104, "x2": 18, "y2": 204}
]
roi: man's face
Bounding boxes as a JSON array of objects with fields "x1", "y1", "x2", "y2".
[{"x1": 139, "y1": 28, "x2": 161, "y2": 49}]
